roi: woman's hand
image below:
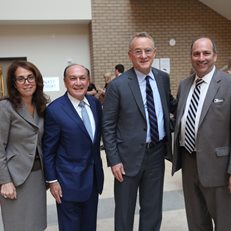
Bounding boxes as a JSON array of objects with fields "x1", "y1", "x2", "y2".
[{"x1": 1, "y1": 182, "x2": 17, "y2": 199}]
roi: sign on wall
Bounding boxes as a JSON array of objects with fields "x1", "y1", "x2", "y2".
[
  {"x1": 152, "y1": 58, "x2": 170, "y2": 74},
  {"x1": 43, "y1": 77, "x2": 60, "y2": 92}
]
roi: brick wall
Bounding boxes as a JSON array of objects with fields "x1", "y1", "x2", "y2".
[{"x1": 91, "y1": 0, "x2": 231, "y2": 95}]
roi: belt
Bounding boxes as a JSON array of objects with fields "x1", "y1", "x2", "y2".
[
  {"x1": 145, "y1": 142, "x2": 155, "y2": 149},
  {"x1": 145, "y1": 137, "x2": 166, "y2": 149}
]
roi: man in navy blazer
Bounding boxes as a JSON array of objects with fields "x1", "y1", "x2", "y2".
[{"x1": 43, "y1": 64, "x2": 104, "y2": 231}]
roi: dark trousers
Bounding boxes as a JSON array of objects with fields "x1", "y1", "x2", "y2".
[
  {"x1": 56, "y1": 185, "x2": 98, "y2": 231},
  {"x1": 182, "y1": 148, "x2": 231, "y2": 231},
  {"x1": 114, "y1": 142, "x2": 166, "y2": 231}
]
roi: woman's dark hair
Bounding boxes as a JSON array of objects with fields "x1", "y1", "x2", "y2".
[{"x1": 6, "y1": 60, "x2": 49, "y2": 117}]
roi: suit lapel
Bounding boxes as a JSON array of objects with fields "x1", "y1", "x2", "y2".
[
  {"x1": 61, "y1": 93, "x2": 79, "y2": 117},
  {"x1": 17, "y1": 104, "x2": 39, "y2": 128},
  {"x1": 61, "y1": 93, "x2": 88, "y2": 135},
  {"x1": 127, "y1": 68, "x2": 146, "y2": 120},
  {"x1": 176, "y1": 75, "x2": 195, "y2": 128},
  {"x1": 61, "y1": 93, "x2": 95, "y2": 141},
  {"x1": 198, "y1": 70, "x2": 221, "y2": 127},
  {"x1": 152, "y1": 69, "x2": 168, "y2": 115}
]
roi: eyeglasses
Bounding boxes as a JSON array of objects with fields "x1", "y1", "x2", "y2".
[
  {"x1": 16, "y1": 76, "x2": 35, "y2": 84},
  {"x1": 130, "y1": 48, "x2": 155, "y2": 57}
]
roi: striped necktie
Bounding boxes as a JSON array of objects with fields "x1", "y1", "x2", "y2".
[
  {"x1": 79, "y1": 101, "x2": 93, "y2": 141},
  {"x1": 145, "y1": 75, "x2": 159, "y2": 144},
  {"x1": 184, "y1": 78, "x2": 204, "y2": 153}
]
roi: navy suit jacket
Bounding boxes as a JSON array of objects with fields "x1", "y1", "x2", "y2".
[{"x1": 43, "y1": 92, "x2": 104, "y2": 202}]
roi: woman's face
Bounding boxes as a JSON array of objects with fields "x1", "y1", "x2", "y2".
[{"x1": 14, "y1": 67, "x2": 37, "y2": 99}]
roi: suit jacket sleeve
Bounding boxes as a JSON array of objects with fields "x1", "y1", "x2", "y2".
[
  {"x1": 102, "y1": 80, "x2": 122, "y2": 167},
  {"x1": 0, "y1": 101, "x2": 13, "y2": 184},
  {"x1": 42, "y1": 106, "x2": 61, "y2": 181}
]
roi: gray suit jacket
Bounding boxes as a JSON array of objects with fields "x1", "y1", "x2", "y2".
[
  {"x1": 172, "y1": 69, "x2": 231, "y2": 187},
  {"x1": 102, "y1": 67, "x2": 176, "y2": 176},
  {"x1": 0, "y1": 99, "x2": 44, "y2": 186}
]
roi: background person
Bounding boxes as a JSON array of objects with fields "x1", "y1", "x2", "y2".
[
  {"x1": 97, "y1": 71, "x2": 114, "y2": 104},
  {"x1": 114, "y1": 63, "x2": 125, "y2": 77},
  {"x1": 86, "y1": 68, "x2": 98, "y2": 97},
  {"x1": 102, "y1": 32, "x2": 176, "y2": 231},
  {"x1": 87, "y1": 82, "x2": 98, "y2": 96},
  {"x1": 43, "y1": 64, "x2": 104, "y2": 231},
  {"x1": 0, "y1": 60, "x2": 48, "y2": 231},
  {"x1": 172, "y1": 37, "x2": 231, "y2": 231},
  {"x1": 226, "y1": 67, "x2": 231, "y2": 75}
]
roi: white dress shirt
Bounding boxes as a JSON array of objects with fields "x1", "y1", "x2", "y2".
[
  {"x1": 180, "y1": 66, "x2": 215, "y2": 147},
  {"x1": 135, "y1": 69, "x2": 165, "y2": 143},
  {"x1": 67, "y1": 93, "x2": 96, "y2": 139}
]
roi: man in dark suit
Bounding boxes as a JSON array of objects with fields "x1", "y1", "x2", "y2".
[
  {"x1": 102, "y1": 32, "x2": 176, "y2": 231},
  {"x1": 172, "y1": 37, "x2": 231, "y2": 231},
  {"x1": 43, "y1": 64, "x2": 104, "y2": 231}
]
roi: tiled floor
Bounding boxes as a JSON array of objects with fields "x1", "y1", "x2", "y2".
[
  {"x1": 45, "y1": 152, "x2": 188, "y2": 231},
  {"x1": 0, "y1": 152, "x2": 188, "y2": 231}
]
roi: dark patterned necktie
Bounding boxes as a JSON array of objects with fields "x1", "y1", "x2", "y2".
[
  {"x1": 79, "y1": 101, "x2": 93, "y2": 141},
  {"x1": 145, "y1": 76, "x2": 159, "y2": 144},
  {"x1": 184, "y1": 78, "x2": 204, "y2": 153}
]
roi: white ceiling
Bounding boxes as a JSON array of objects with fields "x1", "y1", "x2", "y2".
[{"x1": 199, "y1": 0, "x2": 231, "y2": 21}]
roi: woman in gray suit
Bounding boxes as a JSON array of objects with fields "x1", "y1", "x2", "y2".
[{"x1": 0, "y1": 60, "x2": 49, "y2": 231}]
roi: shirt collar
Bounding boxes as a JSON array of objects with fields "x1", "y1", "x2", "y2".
[
  {"x1": 195, "y1": 65, "x2": 215, "y2": 85},
  {"x1": 67, "y1": 93, "x2": 90, "y2": 107},
  {"x1": 134, "y1": 68, "x2": 155, "y2": 81}
]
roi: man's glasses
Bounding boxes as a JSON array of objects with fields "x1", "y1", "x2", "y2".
[
  {"x1": 130, "y1": 48, "x2": 155, "y2": 57},
  {"x1": 16, "y1": 75, "x2": 35, "y2": 84}
]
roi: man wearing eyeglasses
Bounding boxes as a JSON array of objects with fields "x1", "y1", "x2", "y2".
[{"x1": 102, "y1": 32, "x2": 176, "y2": 231}]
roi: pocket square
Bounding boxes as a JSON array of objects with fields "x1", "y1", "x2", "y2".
[{"x1": 213, "y1": 98, "x2": 224, "y2": 103}]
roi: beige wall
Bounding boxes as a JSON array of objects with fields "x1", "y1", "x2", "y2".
[
  {"x1": 1, "y1": 0, "x2": 231, "y2": 98},
  {"x1": 0, "y1": 0, "x2": 92, "y2": 101},
  {"x1": 91, "y1": 0, "x2": 231, "y2": 95},
  {"x1": 0, "y1": 24, "x2": 91, "y2": 101},
  {"x1": 0, "y1": 0, "x2": 91, "y2": 21}
]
